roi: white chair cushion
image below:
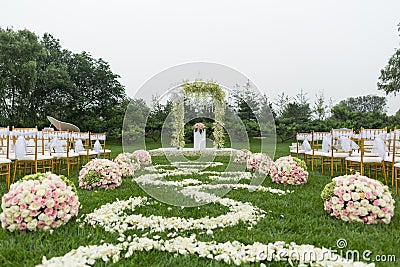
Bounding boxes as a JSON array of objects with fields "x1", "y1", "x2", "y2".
[
  {"x1": 99, "y1": 149, "x2": 111, "y2": 154},
  {"x1": 52, "y1": 152, "x2": 80, "y2": 159},
  {"x1": 78, "y1": 150, "x2": 99, "y2": 156},
  {"x1": 305, "y1": 150, "x2": 325, "y2": 156},
  {"x1": 16, "y1": 155, "x2": 53, "y2": 161},
  {"x1": 383, "y1": 155, "x2": 400, "y2": 163},
  {"x1": 395, "y1": 162, "x2": 400, "y2": 168},
  {"x1": 0, "y1": 158, "x2": 11, "y2": 164},
  {"x1": 345, "y1": 156, "x2": 383, "y2": 163}
]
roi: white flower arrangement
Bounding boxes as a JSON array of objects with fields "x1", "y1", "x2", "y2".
[
  {"x1": 321, "y1": 173, "x2": 395, "y2": 224},
  {"x1": 79, "y1": 159, "x2": 122, "y2": 190},
  {"x1": 0, "y1": 172, "x2": 80, "y2": 232},
  {"x1": 269, "y1": 156, "x2": 308, "y2": 186}
]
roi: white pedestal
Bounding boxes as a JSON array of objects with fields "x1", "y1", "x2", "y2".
[{"x1": 194, "y1": 129, "x2": 206, "y2": 150}]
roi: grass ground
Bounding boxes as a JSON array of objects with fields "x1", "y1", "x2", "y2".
[{"x1": 0, "y1": 140, "x2": 399, "y2": 266}]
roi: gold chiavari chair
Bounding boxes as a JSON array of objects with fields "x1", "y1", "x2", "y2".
[
  {"x1": 321, "y1": 129, "x2": 356, "y2": 176},
  {"x1": 385, "y1": 129, "x2": 400, "y2": 186},
  {"x1": 11, "y1": 127, "x2": 53, "y2": 181},
  {"x1": 290, "y1": 132, "x2": 311, "y2": 159},
  {"x1": 90, "y1": 132, "x2": 111, "y2": 159},
  {"x1": 346, "y1": 128, "x2": 388, "y2": 184},
  {"x1": 71, "y1": 132, "x2": 98, "y2": 165},
  {"x1": 304, "y1": 131, "x2": 330, "y2": 171},
  {"x1": 0, "y1": 127, "x2": 11, "y2": 189},
  {"x1": 50, "y1": 131, "x2": 79, "y2": 176}
]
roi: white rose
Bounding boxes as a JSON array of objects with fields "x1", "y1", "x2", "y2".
[
  {"x1": 36, "y1": 188, "x2": 46, "y2": 197},
  {"x1": 352, "y1": 193, "x2": 360, "y2": 201},
  {"x1": 20, "y1": 209, "x2": 30, "y2": 218},
  {"x1": 27, "y1": 219, "x2": 38, "y2": 231},
  {"x1": 342, "y1": 193, "x2": 351, "y2": 202},
  {"x1": 332, "y1": 197, "x2": 339, "y2": 204},
  {"x1": 24, "y1": 216, "x2": 32, "y2": 223},
  {"x1": 358, "y1": 207, "x2": 368, "y2": 216},
  {"x1": 379, "y1": 199, "x2": 387, "y2": 207},
  {"x1": 371, "y1": 206, "x2": 380, "y2": 214},
  {"x1": 8, "y1": 224, "x2": 18, "y2": 232},
  {"x1": 360, "y1": 199, "x2": 369, "y2": 207},
  {"x1": 354, "y1": 202, "x2": 361, "y2": 208},
  {"x1": 24, "y1": 194, "x2": 33, "y2": 204},
  {"x1": 10, "y1": 206, "x2": 20, "y2": 214},
  {"x1": 46, "y1": 199, "x2": 55, "y2": 208}
]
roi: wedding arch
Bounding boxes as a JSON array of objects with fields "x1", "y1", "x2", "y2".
[{"x1": 170, "y1": 81, "x2": 225, "y2": 149}]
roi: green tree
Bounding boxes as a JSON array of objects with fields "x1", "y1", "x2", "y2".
[
  {"x1": 0, "y1": 28, "x2": 46, "y2": 126},
  {"x1": 336, "y1": 95, "x2": 387, "y2": 113},
  {"x1": 377, "y1": 23, "x2": 400, "y2": 95}
]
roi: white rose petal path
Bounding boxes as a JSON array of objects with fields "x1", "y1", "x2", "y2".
[{"x1": 36, "y1": 158, "x2": 380, "y2": 267}]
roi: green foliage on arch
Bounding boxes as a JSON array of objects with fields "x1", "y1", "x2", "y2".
[{"x1": 170, "y1": 81, "x2": 225, "y2": 149}]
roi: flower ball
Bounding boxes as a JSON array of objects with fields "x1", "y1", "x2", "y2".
[
  {"x1": 114, "y1": 153, "x2": 140, "y2": 177},
  {"x1": 79, "y1": 159, "x2": 122, "y2": 190},
  {"x1": 132, "y1": 150, "x2": 152, "y2": 165},
  {"x1": 321, "y1": 173, "x2": 395, "y2": 224},
  {"x1": 0, "y1": 172, "x2": 80, "y2": 232},
  {"x1": 270, "y1": 156, "x2": 308, "y2": 185},
  {"x1": 234, "y1": 149, "x2": 252, "y2": 164},
  {"x1": 246, "y1": 153, "x2": 270, "y2": 171}
]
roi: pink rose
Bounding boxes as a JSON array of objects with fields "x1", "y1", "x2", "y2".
[
  {"x1": 30, "y1": 210, "x2": 39, "y2": 217},
  {"x1": 19, "y1": 222, "x2": 27, "y2": 230}
]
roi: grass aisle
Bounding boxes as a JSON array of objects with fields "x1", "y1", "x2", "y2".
[{"x1": 0, "y1": 142, "x2": 399, "y2": 266}]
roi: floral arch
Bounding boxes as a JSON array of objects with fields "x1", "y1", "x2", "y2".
[{"x1": 170, "y1": 81, "x2": 225, "y2": 148}]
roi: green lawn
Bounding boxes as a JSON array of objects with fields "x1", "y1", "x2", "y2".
[{"x1": 0, "y1": 140, "x2": 399, "y2": 266}]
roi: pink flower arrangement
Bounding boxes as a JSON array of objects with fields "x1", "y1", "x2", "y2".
[
  {"x1": 194, "y1": 123, "x2": 206, "y2": 133},
  {"x1": 270, "y1": 156, "x2": 308, "y2": 185},
  {"x1": 246, "y1": 153, "x2": 271, "y2": 172},
  {"x1": 114, "y1": 153, "x2": 140, "y2": 177},
  {"x1": 0, "y1": 172, "x2": 80, "y2": 232},
  {"x1": 79, "y1": 159, "x2": 122, "y2": 190},
  {"x1": 131, "y1": 150, "x2": 152, "y2": 165},
  {"x1": 321, "y1": 173, "x2": 395, "y2": 224},
  {"x1": 234, "y1": 149, "x2": 252, "y2": 164}
]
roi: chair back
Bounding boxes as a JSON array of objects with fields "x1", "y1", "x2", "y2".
[{"x1": 0, "y1": 127, "x2": 10, "y2": 159}]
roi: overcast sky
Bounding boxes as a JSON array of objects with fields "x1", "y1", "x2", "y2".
[{"x1": 1, "y1": 0, "x2": 399, "y2": 114}]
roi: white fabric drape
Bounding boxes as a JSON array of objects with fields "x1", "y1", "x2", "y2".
[
  {"x1": 93, "y1": 140, "x2": 102, "y2": 152},
  {"x1": 15, "y1": 136, "x2": 26, "y2": 159},
  {"x1": 302, "y1": 139, "x2": 312, "y2": 151}
]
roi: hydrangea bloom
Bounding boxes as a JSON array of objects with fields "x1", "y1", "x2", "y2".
[
  {"x1": 0, "y1": 172, "x2": 80, "y2": 232},
  {"x1": 79, "y1": 159, "x2": 122, "y2": 190},
  {"x1": 321, "y1": 173, "x2": 395, "y2": 224}
]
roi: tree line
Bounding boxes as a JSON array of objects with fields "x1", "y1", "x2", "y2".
[
  {"x1": 1, "y1": 27, "x2": 399, "y2": 143},
  {"x1": 0, "y1": 28, "x2": 127, "y2": 136}
]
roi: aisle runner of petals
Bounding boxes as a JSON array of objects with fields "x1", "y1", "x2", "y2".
[
  {"x1": 37, "y1": 161, "x2": 373, "y2": 266},
  {"x1": 38, "y1": 235, "x2": 374, "y2": 267}
]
